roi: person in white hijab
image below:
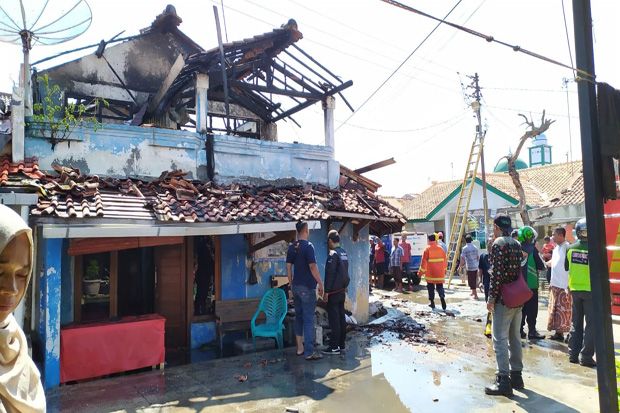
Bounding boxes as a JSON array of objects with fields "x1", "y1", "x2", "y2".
[{"x1": 0, "y1": 205, "x2": 45, "y2": 412}]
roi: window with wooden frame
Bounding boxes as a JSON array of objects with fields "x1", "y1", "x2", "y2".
[
  {"x1": 74, "y1": 251, "x2": 116, "y2": 323},
  {"x1": 70, "y1": 237, "x2": 183, "y2": 324}
]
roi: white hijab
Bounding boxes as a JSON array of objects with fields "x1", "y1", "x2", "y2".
[{"x1": 0, "y1": 205, "x2": 45, "y2": 413}]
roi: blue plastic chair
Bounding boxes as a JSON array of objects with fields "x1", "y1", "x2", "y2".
[{"x1": 251, "y1": 288, "x2": 288, "y2": 350}]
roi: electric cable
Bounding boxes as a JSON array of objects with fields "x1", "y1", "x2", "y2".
[
  {"x1": 335, "y1": 0, "x2": 465, "y2": 132},
  {"x1": 379, "y1": 0, "x2": 594, "y2": 82},
  {"x1": 560, "y1": 0, "x2": 576, "y2": 78},
  {"x1": 237, "y1": 0, "x2": 460, "y2": 84},
  {"x1": 340, "y1": 110, "x2": 469, "y2": 133}
]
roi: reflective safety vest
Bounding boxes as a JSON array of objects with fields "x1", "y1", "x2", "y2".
[
  {"x1": 420, "y1": 242, "x2": 447, "y2": 284},
  {"x1": 567, "y1": 241, "x2": 591, "y2": 292}
]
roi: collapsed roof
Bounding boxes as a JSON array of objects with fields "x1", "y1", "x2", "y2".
[
  {"x1": 36, "y1": 5, "x2": 353, "y2": 134},
  {"x1": 1, "y1": 156, "x2": 405, "y2": 235}
]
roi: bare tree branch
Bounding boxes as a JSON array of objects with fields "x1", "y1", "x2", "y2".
[{"x1": 507, "y1": 111, "x2": 555, "y2": 226}]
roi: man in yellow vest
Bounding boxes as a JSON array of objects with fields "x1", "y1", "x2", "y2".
[
  {"x1": 419, "y1": 233, "x2": 447, "y2": 310},
  {"x1": 564, "y1": 218, "x2": 596, "y2": 367}
]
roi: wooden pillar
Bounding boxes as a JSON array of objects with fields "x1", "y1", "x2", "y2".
[{"x1": 195, "y1": 73, "x2": 209, "y2": 133}]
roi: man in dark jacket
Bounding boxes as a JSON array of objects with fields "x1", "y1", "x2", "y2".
[
  {"x1": 322, "y1": 230, "x2": 349, "y2": 355},
  {"x1": 518, "y1": 226, "x2": 546, "y2": 340}
]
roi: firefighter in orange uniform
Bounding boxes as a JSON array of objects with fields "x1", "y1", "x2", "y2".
[{"x1": 419, "y1": 233, "x2": 448, "y2": 310}]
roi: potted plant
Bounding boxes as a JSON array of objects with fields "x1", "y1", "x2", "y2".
[{"x1": 83, "y1": 259, "x2": 102, "y2": 295}]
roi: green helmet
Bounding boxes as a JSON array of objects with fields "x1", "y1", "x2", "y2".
[
  {"x1": 517, "y1": 226, "x2": 537, "y2": 244},
  {"x1": 575, "y1": 218, "x2": 587, "y2": 240}
]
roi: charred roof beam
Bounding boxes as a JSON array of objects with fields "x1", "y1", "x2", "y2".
[
  {"x1": 231, "y1": 80, "x2": 321, "y2": 100},
  {"x1": 271, "y1": 80, "x2": 352, "y2": 122}
]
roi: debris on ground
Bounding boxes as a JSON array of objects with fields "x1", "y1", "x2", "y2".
[
  {"x1": 369, "y1": 300, "x2": 388, "y2": 318},
  {"x1": 357, "y1": 318, "x2": 446, "y2": 347},
  {"x1": 234, "y1": 374, "x2": 248, "y2": 382}
]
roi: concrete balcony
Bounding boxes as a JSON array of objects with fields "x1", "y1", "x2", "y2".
[
  {"x1": 24, "y1": 123, "x2": 338, "y2": 187},
  {"x1": 213, "y1": 134, "x2": 338, "y2": 188}
]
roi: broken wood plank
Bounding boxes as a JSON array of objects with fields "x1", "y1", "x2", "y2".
[
  {"x1": 149, "y1": 54, "x2": 186, "y2": 113},
  {"x1": 248, "y1": 231, "x2": 295, "y2": 254}
]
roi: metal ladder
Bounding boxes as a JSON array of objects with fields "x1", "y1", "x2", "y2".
[{"x1": 446, "y1": 134, "x2": 485, "y2": 287}]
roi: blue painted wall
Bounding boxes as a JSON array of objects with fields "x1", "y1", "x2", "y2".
[
  {"x1": 191, "y1": 321, "x2": 217, "y2": 349},
  {"x1": 336, "y1": 223, "x2": 370, "y2": 323},
  {"x1": 60, "y1": 241, "x2": 73, "y2": 326},
  {"x1": 36, "y1": 238, "x2": 62, "y2": 389},
  {"x1": 219, "y1": 226, "x2": 328, "y2": 302},
  {"x1": 213, "y1": 134, "x2": 339, "y2": 188},
  {"x1": 25, "y1": 124, "x2": 207, "y2": 179}
]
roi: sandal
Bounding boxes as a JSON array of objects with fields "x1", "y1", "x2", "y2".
[
  {"x1": 305, "y1": 352, "x2": 323, "y2": 361},
  {"x1": 296, "y1": 351, "x2": 304, "y2": 356}
]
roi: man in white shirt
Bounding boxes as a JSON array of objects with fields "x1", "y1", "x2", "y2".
[{"x1": 546, "y1": 227, "x2": 572, "y2": 341}]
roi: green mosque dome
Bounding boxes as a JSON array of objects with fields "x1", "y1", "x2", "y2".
[{"x1": 493, "y1": 157, "x2": 528, "y2": 173}]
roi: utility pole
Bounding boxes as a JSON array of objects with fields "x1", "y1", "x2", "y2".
[
  {"x1": 572, "y1": 1, "x2": 618, "y2": 412},
  {"x1": 563, "y1": 77, "x2": 575, "y2": 175},
  {"x1": 467, "y1": 73, "x2": 489, "y2": 245}
]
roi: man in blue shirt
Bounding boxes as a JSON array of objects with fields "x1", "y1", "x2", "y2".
[
  {"x1": 459, "y1": 234, "x2": 480, "y2": 300},
  {"x1": 390, "y1": 237, "x2": 404, "y2": 292},
  {"x1": 286, "y1": 221, "x2": 324, "y2": 360}
]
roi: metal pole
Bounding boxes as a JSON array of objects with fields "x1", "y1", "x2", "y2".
[
  {"x1": 213, "y1": 6, "x2": 231, "y2": 133},
  {"x1": 572, "y1": 1, "x2": 618, "y2": 412},
  {"x1": 472, "y1": 73, "x2": 489, "y2": 244}
]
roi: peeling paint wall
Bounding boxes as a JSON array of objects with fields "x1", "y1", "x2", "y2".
[
  {"x1": 219, "y1": 227, "x2": 328, "y2": 302},
  {"x1": 25, "y1": 124, "x2": 207, "y2": 179},
  {"x1": 335, "y1": 223, "x2": 370, "y2": 323},
  {"x1": 214, "y1": 134, "x2": 339, "y2": 188},
  {"x1": 216, "y1": 225, "x2": 373, "y2": 322},
  {"x1": 35, "y1": 238, "x2": 62, "y2": 389},
  {"x1": 60, "y1": 240, "x2": 74, "y2": 326}
]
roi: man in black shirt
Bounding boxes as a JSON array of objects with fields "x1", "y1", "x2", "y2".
[{"x1": 322, "y1": 230, "x2": 350, "y2": 355}]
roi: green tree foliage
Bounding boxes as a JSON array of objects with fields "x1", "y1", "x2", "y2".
[{"x1": 29, "y1": 74, "x2": 108, "y2": 149}]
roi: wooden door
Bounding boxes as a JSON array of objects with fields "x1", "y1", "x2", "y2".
[{"x1": 154, "y1": 243, "x2": 187, "y2": 353}]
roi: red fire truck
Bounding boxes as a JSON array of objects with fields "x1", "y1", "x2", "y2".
[{"x1": 604, "y1": 199, "x2": 620, "y2": 315}]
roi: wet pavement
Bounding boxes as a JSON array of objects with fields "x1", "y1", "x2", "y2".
[{"x1": 48, "y1": 284, "x2": 610, "y2": 412}]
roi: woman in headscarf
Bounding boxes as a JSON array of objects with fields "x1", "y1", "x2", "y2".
[{"x1": 0, "y1": 204, "x2": 45, "y2": 412}]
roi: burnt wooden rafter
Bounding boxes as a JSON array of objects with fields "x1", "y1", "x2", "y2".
[
  {"x1": 271, "y1": 80, "x2": 353, "y2": 122},
  {"x1": 231, "y1": 80, "x2": 320, "y2": 100},
  {"x1": 153, "y1": 25, "x2": 353, "y2": 127},
  {"x1": 353, "y1": 220, "x2": 370, "y2": 241},
  {"x1": 338, "y1": 218, "x2": 353, "y2": 235},
  {"x1": 247, "y1": 231, "x2": 295, "y2": 255}
]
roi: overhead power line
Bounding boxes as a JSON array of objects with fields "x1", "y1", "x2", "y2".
[
  {"x1": 379, "y1": 0, "x2": 594, "y2": 81},
  {"x1": 336, "y1": 0, "x2": 465, "y2": 132},
  {"x1": 560, "y1": 0, "x2": 576, "y2": 78},
  {"x1": 342, "y1": 110, "x2": 468, "y2": 133}
]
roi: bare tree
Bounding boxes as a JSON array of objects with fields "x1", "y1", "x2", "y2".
[{"x1": 501, "y1": 111, "x2": 555, "y2": 226}]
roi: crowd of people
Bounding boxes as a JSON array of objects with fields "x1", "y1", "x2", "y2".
[
  {"x1": 285, "y1": 215, "x2": 596, "y2": 399},
  {"x1": 484, "y1": 215, "x2": 595, "y2": 397}
]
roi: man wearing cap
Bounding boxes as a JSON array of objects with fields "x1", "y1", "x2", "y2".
[
  {"x1": 286, "y1": 220, "x2": 325, "y2": 361},
  {"x1": 322, "y1": 230, "x2": 350, "y2": 355},
  {"x1": 565, "y1": 218, "x2": 596, "y2": 367},
  {"x1": 485, "y1": 215, "x2": 525, "y2": 397},
  {"x1": 438, "y1": 232, "x2": 448, "y2": 253}
]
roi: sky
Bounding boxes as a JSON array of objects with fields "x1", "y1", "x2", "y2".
[{"x1": 1, "y1": 0, "x2": 619, "y2": 196}]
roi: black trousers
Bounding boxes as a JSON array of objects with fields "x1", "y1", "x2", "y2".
[
  {"x1": 427, "y1": 283, "x2": 445, "y2": 301},
  {"x1": 521, "y1": 288, "x2": 539, "y2": 333},
  {"x1": 327, "y1": 296, "x2": 346, "y2": 349}
]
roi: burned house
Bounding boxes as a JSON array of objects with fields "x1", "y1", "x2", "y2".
[{"x1": 1, "y1": 5, "x2": 404, "y2": 389}]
